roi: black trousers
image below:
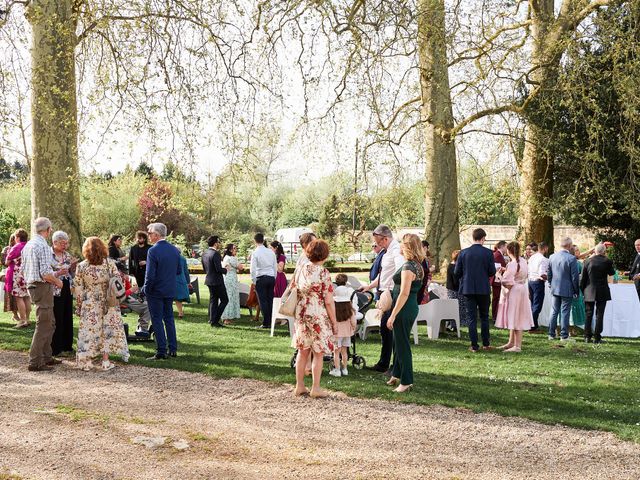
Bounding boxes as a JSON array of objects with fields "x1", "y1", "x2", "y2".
[
  {"x1": 208, "y1": 284, "x2": 229, "y2": 326},
  {"x1": 584, "y1": 300, "x2": 607, "y2": 341},
  {"x1": 51, "y1": 279, "x2": 74, "y2": 355},
  {"x1": 377, "y1": 307, "x2": 394, "y2": 369},
  {"x1": 255, "y1": 276, "x2": 275, "y2": 327},
  {"x1": 464, "y1": 293, "x2": 491, "y2": 350}
]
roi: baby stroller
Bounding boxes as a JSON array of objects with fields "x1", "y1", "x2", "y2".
[{"x1": 289, "y1": 289, "x2": 374, "y2": 370}]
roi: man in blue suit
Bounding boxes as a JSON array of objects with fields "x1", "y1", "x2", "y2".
[
  {"x1": 547, "y1": 237, "x2": 580, "y2": 341},
  {"x1": 142, "y1": 222, "x2": 181, "y2": 360},
  {"x1": 454, "y1": 228, "x2": 496, "y2": 352}
]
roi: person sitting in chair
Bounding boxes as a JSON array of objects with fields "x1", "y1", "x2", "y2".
[{"x1": 118, "y1": 266, "x2": 152, "y2": 337}]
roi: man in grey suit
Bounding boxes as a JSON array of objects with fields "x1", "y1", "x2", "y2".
[
  {"x1": 547, "y1": 237, "x2": 580, "y2": 341},
  {"x1": 580, "y1": 243, "x2": 615, "y2": 344},
  {"x1": 625, "y1": 238, "x2": 640, "y2": 300}
]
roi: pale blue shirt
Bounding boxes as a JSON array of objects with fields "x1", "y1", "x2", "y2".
[{"x1": 250, "y1": 244, "x2": 277, "y2": 283}]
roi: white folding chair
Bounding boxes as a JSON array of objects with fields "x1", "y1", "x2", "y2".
[
  {"x1": 359, "y1": 308, "x2": 381, "y2": 340},
  {"x1": 270, "y1": 297, "x2": 296, "y2": 337}
]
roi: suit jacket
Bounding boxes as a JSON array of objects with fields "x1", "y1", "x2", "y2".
[
  {"x1": 628, "y1": 253, "x2": 640, "y2": 289},
  {"x1": 454, "y1": 244, "x2": 496, "y2": 295},
  {"x1": 547, "y1": 250, "x2": 579, "y2": 298},
  {"x1": 202, "y1": 248, "x2": 226, "y2": 286},
  {"x1": 580, "y1": 255, "x2": 615, "y2": 302},
  {"x1": 369, "y1": 250, "x2": 386, "y2": 282},
  {"x1": 142, "y1": 240, "x2": 181, "y2": 298}
]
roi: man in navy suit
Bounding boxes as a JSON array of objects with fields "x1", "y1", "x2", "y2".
[
  {"x1": 547, "y1": 237, "x2": 580, "y2": 341},
  {"x1": 142, "y1": 222, "x2": 181, "y2": 360},
  {"x1": 454, "y1": 228, "x2": 496, "y2": 352}
]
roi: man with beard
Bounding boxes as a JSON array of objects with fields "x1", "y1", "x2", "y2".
[{"x1": 129, "y1": 231, "x2": 151, "y2": 288}]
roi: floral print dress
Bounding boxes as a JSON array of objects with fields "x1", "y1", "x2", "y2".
[
  {"x1": 75, "y1": 259, "x2": 129, "y2": 367},
  {"x1": 221, "y1": 255, "x2": 241, "y2": 320},
  {"x1": 291, "y1": 263, "x2": 334, "y2": 354}
]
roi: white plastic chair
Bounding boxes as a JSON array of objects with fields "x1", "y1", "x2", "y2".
[
  {"x1": 411, "y1": 299, "x2": 461, "y2": 343},
  {"x1": 270, "y1": 297, "x2": 296, "y2": 337},
  {"x1": 359, "y1": 308, "x2": 381, "y2": 340}
]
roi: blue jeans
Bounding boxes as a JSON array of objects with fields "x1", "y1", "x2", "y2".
[
  {"x1": 147, "y1": 296, "x2": 177, "y2": 355},
  {"x1": 528, "y1": 280, "x2": 545, "y2": 329},
  {"x1": 548, "y1": 295, "x2": 572, "y2": 339}
]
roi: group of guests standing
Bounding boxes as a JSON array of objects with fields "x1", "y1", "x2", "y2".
[
  {"x1": 201, "y1": 233, "x2": 288, "y2": 329},
  {"x1": 4, "y1": 218, "x2": 188, "y2": 372},
  {"x1": 451, "y1": 228, "x2": 621, "y2": 351}
]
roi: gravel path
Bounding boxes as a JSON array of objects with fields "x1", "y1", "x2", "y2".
[{"x1": 1, "y1": 350, "x2": 639, "y2": 480}]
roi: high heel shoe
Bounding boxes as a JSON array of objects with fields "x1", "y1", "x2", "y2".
[
  {"x1": 497, "y1": 344, "x2": 513, "y2": 350},
  {"x1": 393, "y1": 384, "x2": 413, "y2": 393},
  {"x1": 386, "y1": 376, "x2": 400, "y2": 386}
]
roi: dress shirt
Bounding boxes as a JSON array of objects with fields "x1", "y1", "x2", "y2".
[
  {"x1": 21, "y1": 234, "x2": 54, "y2": 285},
  {"x1": 251, "y1": 244, "x2": 277, "y2": 283},
  {"x1": 378, "y1": 239, "x2": 405, "y2": 291},
  {"x1": 528, "y1": 252, "x2": 549, "y2": 281}
]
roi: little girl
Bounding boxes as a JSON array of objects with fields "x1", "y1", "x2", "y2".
[{"x1": 329, "y1": 278, "x2": 358, "y2": 377}]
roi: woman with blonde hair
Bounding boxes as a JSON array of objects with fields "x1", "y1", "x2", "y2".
[
  {"x1": 386, "y1": 233, "x2": 424, "y2": 393},
  {"x1": 75, "y1": 237, "x2": 129, "y2": 371}
]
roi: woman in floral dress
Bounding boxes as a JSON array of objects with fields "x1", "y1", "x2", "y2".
[
  {"x1": 221, "y1": 243, "x2": 243, "y2": 324},
  {"x1": 291, "y1": 239, "x2": 338, "y2": 398},
  {"x1": 6, "y1": 229, "x2": 31, "y2": 328},
  {"x1": 75, "y1": 237, "x2": 129, "y2": 371}
]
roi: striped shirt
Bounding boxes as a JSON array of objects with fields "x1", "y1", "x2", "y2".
[{"x1": 22, "y1": 234, "x2": 54, "y2": 285}]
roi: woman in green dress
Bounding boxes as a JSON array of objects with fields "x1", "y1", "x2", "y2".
[
  {"x1": 571, "y1": 246, "x2": 586, "y2": 328},
  {"x1": 386, "y1": 233, "x2": 425, "y2": 393}
]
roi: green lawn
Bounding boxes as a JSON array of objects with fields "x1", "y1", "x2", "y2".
[{"x1": 2, "y1": 287, "x2": 639, "y2": 443}]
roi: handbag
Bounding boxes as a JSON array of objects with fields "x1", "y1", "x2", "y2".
[
  {"x1": 376, "y1": 289, "x2": 393, "y2": 312},
  {"x1": 279, "y1": 268, "x2": 300, "y2": 317},
  {"x1": 106, "y1": 261, "x2": 126, "y2": 308},
  {"x1": 247, "y1": 284, "x2": 259, "y2": 307}
]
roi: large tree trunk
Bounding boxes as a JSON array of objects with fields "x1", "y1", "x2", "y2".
[
  {"x1": 417, "y1": 0, "x2": 460, "y2": 269},
  {"x1": 518, "y1": 0, "x2": 556, "y2": 248},
  {"x1": 28, "y1": 0, "x2": 81, "y2": 248}
]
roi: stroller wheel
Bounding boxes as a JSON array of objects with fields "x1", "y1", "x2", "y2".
[
  {"x1": 290, "y1": 351, "x2": 297, "y2": 369},
  {"x1": 352, "y1": 355, "x2": 366, "y2": 370}
]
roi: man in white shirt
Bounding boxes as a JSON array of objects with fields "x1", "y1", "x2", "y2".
[
  {"x1": 360, "y1": 225, "x2": 404, "y2": 373},
  {"x1": 251, "y1": 233, "x2": 278, "y2": 329},
  {"x1": 527, "y1": 241, "x2": 549, "y2": 332}
]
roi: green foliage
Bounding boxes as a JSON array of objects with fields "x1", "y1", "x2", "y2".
[
  {"x1": 458, "y1": 164, "x2": 519, "y2": 226},
  {"x1": 81, "y1": 175, "x2": 145, "y2": 240},
  {"x1": 0, "y1": 182, "x2": 30, "y2": 229},
  {"x1": 539, "y1": 2, "x2": 640, "y2": 267},
  {"x1": 0, "y1": 207, "x2": 19, "y2": 245}
]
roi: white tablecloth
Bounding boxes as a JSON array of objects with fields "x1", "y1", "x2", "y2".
[{"x1": 539, "y1": 283, "x2": 640, "y2": 338}]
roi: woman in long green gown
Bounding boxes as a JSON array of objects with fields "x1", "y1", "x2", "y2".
[
  {"x1": 571, "y1": 246, "x2": 586, "y2": 328},
  {"x1": 386, "y1": 233, "x2": 425, "y2": 393}
]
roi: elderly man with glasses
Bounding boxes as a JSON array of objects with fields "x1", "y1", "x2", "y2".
[
  {"x1": 360, "y1": 225, "x2": 404, "y2": 373},
  {"x1": 22, "y1": 217, "x2": 64, "y2": 372},
  {"x1": 142, "y1": 223, "x2": 182, "y2": 360}
]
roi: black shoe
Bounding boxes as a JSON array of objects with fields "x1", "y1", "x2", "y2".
[
  {"x1": 211, "y1": 323, "x2": 224, "y2": 328},
  {"x1": 256, "y1": 325, "x2": 270, "y2": 329},
  {"x1": 135, "y1": 330, "x2": 150, "y2": 338},
  {"x1": 169, "y1": 352, "x2": 177, "y2": 357},
  {"x1": 584, "y1": 337, "x2": 592, "y2": 343},
  {"x1": 28, "y1": 364, "x2": 53, "y2": 372},
  {"x1": 147, "y1": 354, "x2": 168, "y2": 360},
  {"x1": 46, "y1": 358, "x2": 63, "y2": 365},
  {"x1": 369, "y1": 364, "x2": 388, "y2": 373},
  {"x1": 594, "y1": 339, "x2": 606, "y2": 344}
]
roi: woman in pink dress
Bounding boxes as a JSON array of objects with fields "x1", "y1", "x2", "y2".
[
  {"x1": 270, "y1": 241, "x2": 288, "y2": 297},
  {"x1": 495, "y1": 241, "x2": 533, "y2": 352},
  {"x1": 6, "y1": 229, "x2": 31, "y2": 328}
]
